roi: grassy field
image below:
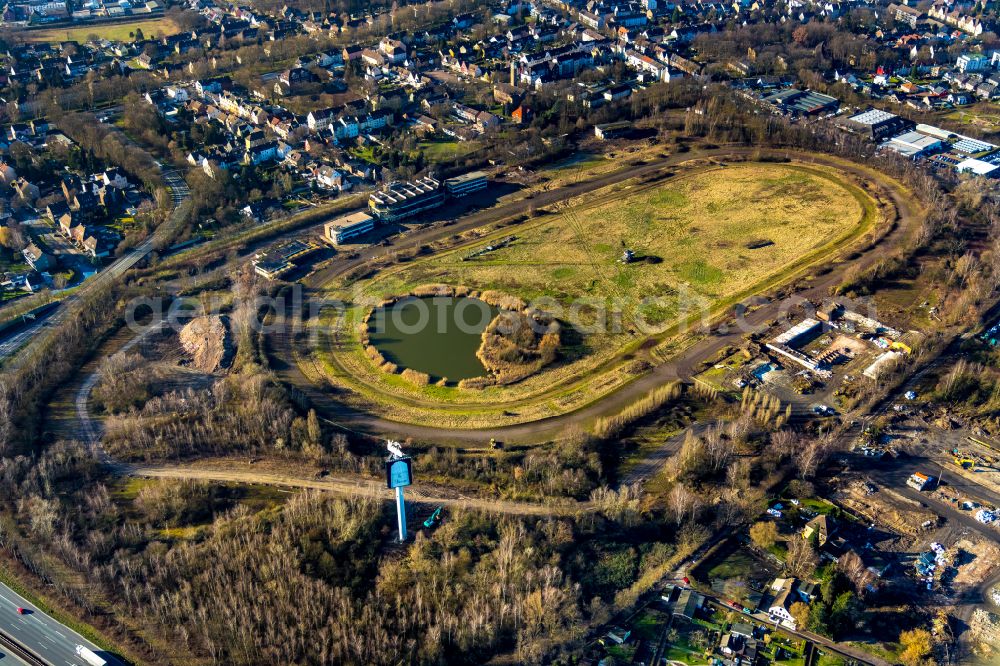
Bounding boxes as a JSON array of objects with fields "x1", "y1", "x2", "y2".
[
  {"x1": 24, "y1": 16, "x2": 180, "y2": 43},
  {"x1": 359, "y1": 163, "x2": 863, "y2": 333},
  {"x1": 306, "y1": 160, "x2": 883, "y2": 428},
  {"x1": 417, "y1": 139, "x2": 482, "y2": 162},
  {"x1": 941, "y1": 104, "x2": 1000, "y2": 135}
]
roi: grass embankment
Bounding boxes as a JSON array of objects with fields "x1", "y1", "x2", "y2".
[{"x1": 308, "y1": 161, "x2": 877, "y2": 427}]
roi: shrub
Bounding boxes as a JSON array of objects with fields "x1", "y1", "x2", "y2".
[
  {"x1": 411, "y1": 284, "x2": 454, "y2": 297},
  {"x1": 592, "y1": 383, "x2": 682, "y2": 439},
  {"x1": 478, "y1": 312, "x2": 561, "y2": 385},
  {"x1": 458, "y1": 376, "x2": 494, "y2": 390},
  {"x1": 401, "y1": 368, "x2": 430, "y2": 386}
]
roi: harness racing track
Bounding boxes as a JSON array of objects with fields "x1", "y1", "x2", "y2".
[{"x1": 267, "y1": 148, "x2": 923, "y2": 444}]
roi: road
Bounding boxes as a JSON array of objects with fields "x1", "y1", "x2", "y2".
[
  {"x1": 0, "y1": 169, "x2": 189, "y2": 666},
  {"x1": 0, "y1": 169, "x2": 190, "y2": 364},
  {"x1": 0, "y1": 582, "x2": 117, "y2": 666},
  {"x1": 267, "y1": 148, "x2": 924, "y2": 443}
]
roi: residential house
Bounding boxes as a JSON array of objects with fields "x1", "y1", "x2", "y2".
[
  {"x1": 889, "y1": 3, "x2": 925, "y2": 28},
  {"x1": 315, "y1": 165, "x2": 349, "y2": 190},
  {"x1": 802, "y1": 515, "x2": 831, "y2": 547},
  {"x1": 11, "y1": 178, "x2": 38, "y2": 202},
  {"x1": 767, "y1": 577, "x2": 809, "y2": 629},
  {"x1": 957, "y1": 53, "x2": 991, "y2": 73},
  {"x1": 102, "y1": 168, "x2": 128, "y2": 189},
  {"x1": 22, "y1": 243, "x2": 53, "y2": 271},
  {"x1": 82, "y1": 234, "x2": 108, "y2": 258}
]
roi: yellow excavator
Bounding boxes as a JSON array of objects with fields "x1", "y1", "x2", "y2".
[{"x1": 955, "y1": 455, "x2": 976, "y2": 470}]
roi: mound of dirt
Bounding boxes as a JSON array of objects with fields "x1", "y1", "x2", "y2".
[{"x1": 179, "y1": 315, "x2": 233, "y2": 373}]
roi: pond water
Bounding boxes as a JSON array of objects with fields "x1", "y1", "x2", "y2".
[{"x1": 368, "y1": 296, "x2": 499, "y2": 381}]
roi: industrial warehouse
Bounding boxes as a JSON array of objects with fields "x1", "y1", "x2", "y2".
[
  {"x1": 368, "y1": 176, "x2": 446, "y2": 222},
  {"x1": 368, "y1": 170, "x2": 489, "y2": 222}
]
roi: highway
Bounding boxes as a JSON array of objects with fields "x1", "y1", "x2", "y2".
[
  {"x1": 0, "y1": 582, "x2": 117, "y2": 666},
  {"x1": 0, "y1": 169, "x2": 190, "y2": 364},
  {"x1": 0, "y1": 167, "x2": 190, "y2": 665},
  {"x1": 0, "y1": 644, "x2": 31, "y2": 665}
]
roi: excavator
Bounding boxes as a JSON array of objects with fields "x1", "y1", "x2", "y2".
[
  {"x1": 423, "y1": 507, "x2": 443, "y2": 529},
  {"x1": 954, "y1": 453, "x2": 976, "y2": 470},
  {"x1": 951, "y1": 448, "x2": 997, "y2": 471}
]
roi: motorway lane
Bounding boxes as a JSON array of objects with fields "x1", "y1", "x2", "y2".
[
  {"x1": 0, "y1": 170, "x2": 190, "y2": 365},
  {"x1": 0, "y1": 169, "x2": 189, "y2": 665},
  {"x1": 0, "y1": 583, "x2": 117, "y2": 666}
]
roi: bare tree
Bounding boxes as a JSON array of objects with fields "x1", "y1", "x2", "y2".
[
  {"x1": 666, "y1": 483, "x2": 701, "y2": 526},
  {"x1": 784, "y1": 538, "x2": 819, "y2": 578}
]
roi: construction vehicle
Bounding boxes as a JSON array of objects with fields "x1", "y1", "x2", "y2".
[
  {"x1": 423, "y1": 507, "x2": 443, "y2": 529},
  {"x1": 951, "y1": 448, "x2": 996, "y2": 471}
]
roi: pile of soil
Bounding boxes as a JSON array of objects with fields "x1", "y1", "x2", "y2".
[{"x1": 179, "y1": 315, "x2": 233, "y2": 373}]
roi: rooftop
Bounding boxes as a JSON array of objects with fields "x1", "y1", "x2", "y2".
[
  {"x1": 370, "y1": 176, "x2": 441, "y2": 206},
  {"x1": 848, "y1": 108, "x2": 897, "y2": 125}
]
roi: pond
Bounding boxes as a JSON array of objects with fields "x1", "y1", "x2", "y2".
[{"x1": 368, "y1": 296, "x2": 499, "y2": 381}]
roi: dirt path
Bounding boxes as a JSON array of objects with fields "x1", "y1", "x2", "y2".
[
  {"x1": 119, "y1": 462, "x2": 592, "y2": 516},
  {"x1": 268, "y1": 148, "x2": 924, "y2": 444}
]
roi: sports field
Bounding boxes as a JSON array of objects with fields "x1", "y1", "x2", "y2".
[{"x1": 24, "y1": 16, "x2": 180, "y2": 43}]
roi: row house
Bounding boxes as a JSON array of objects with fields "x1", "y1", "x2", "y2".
[
  {"x1": 307, "y1": 107, "x2": 337, "y2": 132},
  {"x1": 624, "y1": 49, "x2": 676, "y2": 81},
  {"x1": 379, "y1": 37, "x2": 407, "y2": 64},
  {"x1": 331, "y1": 111, "x2": 392, "y2": 141},
  {"x1": 441, "y1": 54, "x2": 485, "y2": 79},
  {"x1": 956, "y1": 52, "x2": 990, "y2": 73},
  {"x1": 928, "y1": 5, "x2": 986, "y2": 35},
  {"x1": 578, "y1": 8, "x2": 610, "y2": 28},
  {"x1": 889, "y1": 3, "x2": 925, "y2": 28}
]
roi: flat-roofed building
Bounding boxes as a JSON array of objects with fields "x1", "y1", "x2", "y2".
[
  {"x1": 369, "y1": 176, "x2": 444, "y2": 222},
  {"x1": 956, "y1": 157, "x2": 1000, "y2": 177},
  {"x1": 843, "y1": 108, "x2": 915, "y2": 142},
  {"x1": 762, "y1": 88, "x2": 839, "y2": 117},
  {"x1": 444, "y1": 171, "x2": 488, "y2": 198},
  {"x1": 323, "y1": 211, "x2": 376, "y2": 245},
  {"x1": 594, "y1": 121, "x2": 632, "y2": 139},
  {"x1": 884, "y1": 130, "x2": 944, "y2": 158},
  {"x1": 252, "y1": 238, "x2": 321, "y2": 279}
]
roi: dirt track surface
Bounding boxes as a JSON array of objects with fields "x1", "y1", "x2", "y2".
[
  {"x1": 267, "y1": 148, "x2": 923, "y2": 444},
  {"x1": 120, "y1": 463, "x2": 591, "y2": 516}
]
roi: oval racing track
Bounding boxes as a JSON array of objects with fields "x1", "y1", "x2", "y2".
[{"x1": 266, "y1": 148, "x2": 923, "y2": 444}]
